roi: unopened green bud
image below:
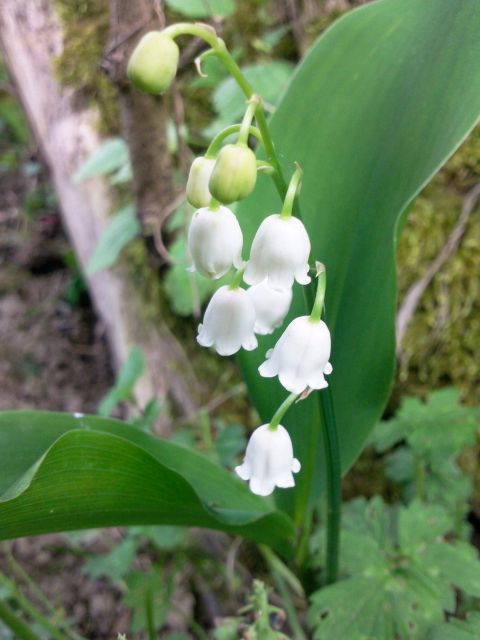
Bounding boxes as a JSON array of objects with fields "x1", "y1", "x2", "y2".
[
  {"x1": 209, "y1": 144, "x2": 257, "y2": 204},
  {"x1": 186, "y1": 157, "x2": 216, "y2": 208},
  {"x1": 127, "y1": 32, "x2": 179, "y2": 95}
]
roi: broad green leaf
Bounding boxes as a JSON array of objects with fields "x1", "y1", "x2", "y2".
[
  {"x1": 98, "y1": 345, "x2": 146, "y2": 416},
  {"x1": 165, "y1": 0, "x2": 235, "y2": 19},
  {"x1": 86, "y1": 205, "x2": 140, "y2": 276},
  {"x1": 430, "y1": 613, "x2": 480, "y2": 640},
  {"x1": 422, "y1": 542, "x2": 480, "y2": 598},
  {"x1": 0, "y1": 412, "x2": 294, "y2": 550},
  {"x1": 237, "y1": 0, "x2": 480, "y2": 512},
  {"x1": 73, "y1": 137, "x2": 130, "y2": 182}
]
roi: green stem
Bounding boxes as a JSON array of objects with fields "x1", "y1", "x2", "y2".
[
  {"x1": 205, "y1": 124, "x2": 262, "y2": 159},
  {"x1": 310, "y1": 264, "x2": 326, "y2": 322},
  {"x1": 280, "y1": 164, "x2": 303, "y2": 219},
  {"x1": 269, "y1": 392, "x2": 299, "y2": 430},
  {"x1": 0, "y1": 598, "x2": 41, "y2": 640},
  {"x1": 4, "y1": 548, "x2": 84, "y2": 640},
  {"x1": 0, "y1": 573, "x2": 72, "y2": 640},
  {"x1": 319, "y1": 388, "x2": 341, "y2": 585},
  {"x1": 162, "y1": 22, "x2": 286, "y2": 195},
  {"x1": 229, "y1": 268, "x2": 245, "y2": 290},
  {"x1": 209, "y1": 196, "x2": 221, "y2": 211},
  {"x1": 237, "y1": 97, "x2": 260, "y2": 146},
  {"x1": 145, "y1": 585, "x2": 156, "y2": 640},
  {"x1": 163, "y1": 19, "x2": 341, "y2": 585}
]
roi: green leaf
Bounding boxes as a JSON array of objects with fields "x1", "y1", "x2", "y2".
[
  {"x1": 86, "y1": 205, "x2": 140, "y2": 276},
  {"x1": 165, "y1": 0, "x2": 235, "y2": 19},
  {"x1": 214, "y1": 423, "x2": 246, "y2": 467},
  {"x1": 84, "y1": 537, "x2": 137, "y2": 581},
  {"x1": 372, "y1": 389, "x2": 478, "y2": 514},
  {"x1": 0, "y1": 412, "x2": 294, "y2": 550},
  {"x1": 422, "y1": 542, "x2": 480, "y2": 598},
  {"x1": 125, "y1": 567, "x2": 171, "y2": 633},
  {"x1": 237, "y1": 0, "x2": 480, "y2": 513},
  {"x1": 206, "y1": 62, "x2": 294, "y2": 135},
  {"x1": 98, "y1": 346, "x2": 146, "y2": 417},
  {"x1": 430, "y1": 613, "x2": 480, "y2": 640},
  {"x1": 309, "y1": 499, "x2": 473, "y2": 639},
  {"x1": 73, "y1": 138, "x2": 130, "y2": 182}
]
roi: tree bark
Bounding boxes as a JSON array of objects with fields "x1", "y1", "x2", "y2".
[
  {"x1": 0, "y1": 0, "x2": 199, "y2": 427},
  {"x1": 102, "y1": 0, "x2": 177, "y2": 229}
]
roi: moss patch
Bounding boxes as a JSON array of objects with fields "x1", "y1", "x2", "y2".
[
  {"x1": 396, "y1": 125, "x2": 480, "y2": 403},
  {"x1": 53, "y1": 0, "x2": 119, "y2": 132}
]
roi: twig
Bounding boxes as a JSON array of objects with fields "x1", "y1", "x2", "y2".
[{"x1": 396, "y1": 183, "x2": 480, "y2": 355}]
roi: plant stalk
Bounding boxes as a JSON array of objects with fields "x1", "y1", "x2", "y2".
[
  {"x1": 0, "y1": 598, "x2": 42, "y2": 640},
  {"x1": 319, "y1": 387, "x2": 341, "y2": 584}
]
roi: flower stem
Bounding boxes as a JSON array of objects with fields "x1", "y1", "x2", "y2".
[
  {"x1": 280, "y1": 164, "x2": 303, "y2": 219},
  {"x1": 319, "y1": 387, "x2": 341, "y2": 585},
  {"x1": 205, "y1": 124, "x2": 262, "y2": 159},
  {"x1": 237, "y1": 96, "x2": 260, "y2": 146},
  {"x1": 162, "y1": 22, "x2": 286, "y2": 196},
  {"x1": 209, "y1": 197, "x2": 221, "y2": 211},
  {"x1": 310, "y1": 263, "x2": 326, "y2": 322},
  {"x1": 269, "y1": 392, "x2": 299, "y2": 430},
  {"x1": 0, "y1": 598, "x2": 41, "y2": 640},
  {"x1": 229, "y1": 268, "x2": 245, "y2": 290}
]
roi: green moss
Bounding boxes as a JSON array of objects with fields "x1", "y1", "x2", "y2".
[
  {"x1": 396, "y1": 125, "x2": 480, "y2": 403},
  {"x1": 53, "y1": 0, "x2": 119, "y2": 132}
]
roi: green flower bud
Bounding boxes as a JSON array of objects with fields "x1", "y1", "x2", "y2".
[
  {"x1": 127, "y1": 32, "x2": 179, "y2": 95},
  {"x1": 186, "y1": 157, "x2": 216, "y2": 208},
  {"x1": 209, "y1": 144, "x2": 257, "y2": 204}
]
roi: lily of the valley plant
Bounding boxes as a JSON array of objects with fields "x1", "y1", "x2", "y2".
[{"x1": 127, "y1": 20, "x2": 341, "y2": 583}]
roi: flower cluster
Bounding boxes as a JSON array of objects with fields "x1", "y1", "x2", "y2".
[
  {"x1": 184, "y1": 136, "x2": 333, "y2": 496},
  {"x1": 127, "y1": 27, "x2": 333, "y2": 497}
]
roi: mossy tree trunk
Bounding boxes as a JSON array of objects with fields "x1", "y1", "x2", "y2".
[{"x1": 0, "y1": 0, "x2": 199, "y2": 428}]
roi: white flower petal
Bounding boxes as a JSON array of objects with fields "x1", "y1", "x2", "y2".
[
  {"x1": 258, "y1": 316, "x2": 332, "y2": 393},
  {"x1": 246, "y1": 281, "x2": 292, "y2": 335},
  {"x1": 188, "y1": 206, "x2": 243, "y2": 279},
  {"x1": 234, "y1": 461, "x2": 251, "y2": 481},
  {"x1": 245, "y1": 214, "x2": 311, "y2": 292},
  {"x1": 196, "y1": 286, "x2": 256, "y2": 356},
  {"x1": 186, "y1": 157, "x2": 215, "y2": 209},
  {"x1": 235, "y1": 424, "x2": 300, "y2": 496},
  {"x1": 250, "y1": 476, "x2": 275, "y2": 496}
]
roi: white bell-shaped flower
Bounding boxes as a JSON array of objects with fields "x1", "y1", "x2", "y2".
[
  {"x1": 186, "y1": 157, "x2": 215, "y2": 209},
  {"x1": 235, "y1": 424, "x2": 301, "y2": 496},
  {"x1": 259, "y1": 316, "x2": 332, "y2": 393},
  {"x1": 244, "y1": 214, "x2": 311, "y2": 291},
  {"x1": 246, "y1": 280, "x2": 292, "y2": 335},
  {"x1": 197, "y1": 285, "x2": 257, "y2": 356},
  {"x1": 188, "y1": 206, "x2": 243, "y2": 279}
]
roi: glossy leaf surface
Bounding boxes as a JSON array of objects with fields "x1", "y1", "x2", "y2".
[{"x1": 0, "y1": 412, "x2": 294, "y2": 550}]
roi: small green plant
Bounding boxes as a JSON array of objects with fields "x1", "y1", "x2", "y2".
[
  {"x1": 214, "y1": 580, "x2": 289, "y2": 640},
  {"x1": 309, "y1": 498, "x2": 480, "y2": 640},
  {"x1": 372, "y1": 388, "x2": 479, "y2": 525}
]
